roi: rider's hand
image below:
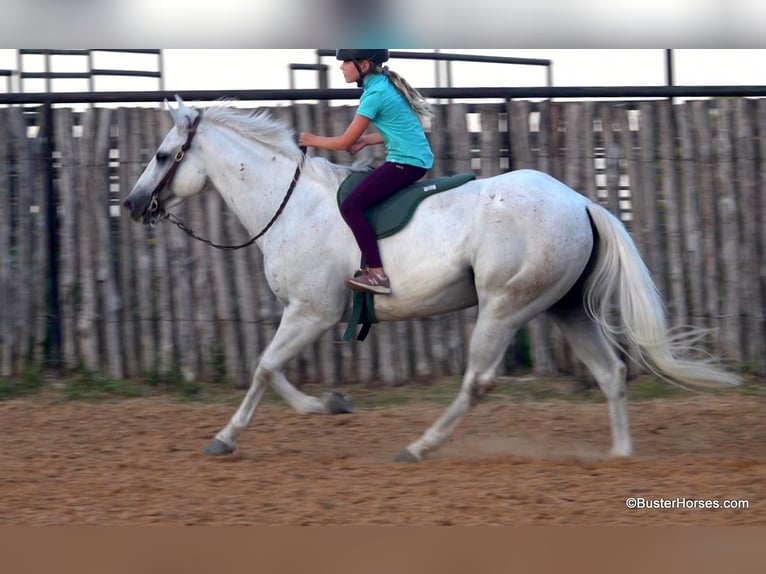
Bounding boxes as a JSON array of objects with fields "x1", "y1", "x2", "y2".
[
  {"x1": 298, "y1": 132, "x2": 314, "y2": 147},
  {"x1": 347, "y1": 137, "x2": 367, "y2": 155}
]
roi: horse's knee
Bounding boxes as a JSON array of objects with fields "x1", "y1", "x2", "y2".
[{"x1": 253, "y1": 362, "x2": 276, "y2": 382}]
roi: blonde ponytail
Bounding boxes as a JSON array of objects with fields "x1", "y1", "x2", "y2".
[{"x1": 376, "y1": 65, "x2": 434, "y2": 118}]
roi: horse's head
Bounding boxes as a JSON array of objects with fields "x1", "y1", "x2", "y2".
[{"x1": 123, "y1": 95, "x2": 208, "y2": 224}]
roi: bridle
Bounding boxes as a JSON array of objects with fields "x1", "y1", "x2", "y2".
[
  {"x1": 146, "y1": 111, "x2": 202, "y2": 225},
  {"x1": 146, "y1": 109, "x2": 306, "y2": 251}
]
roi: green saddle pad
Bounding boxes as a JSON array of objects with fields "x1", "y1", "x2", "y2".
[{"x1": 337, "y1": 172, "x2": 476, "y2": 239}]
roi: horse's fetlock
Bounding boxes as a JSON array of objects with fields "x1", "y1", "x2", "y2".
[{"x1": 469, "y1": 378, "x2": 494, "y2": 403}]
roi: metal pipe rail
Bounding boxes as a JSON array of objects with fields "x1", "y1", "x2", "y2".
[
  {"x1": 316, "y1": 48, "x2": 552, "y2": 68},
  {"x1": 316, "y1": 49, "x2": 554, "y2": 88},
  {"x1": 2, "y1": 85, "x2": 766, "y2": 105}
]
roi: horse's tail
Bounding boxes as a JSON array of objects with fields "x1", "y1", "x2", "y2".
[{"x1": 584, "y1": 203, "x2": 741, "y2": 389}]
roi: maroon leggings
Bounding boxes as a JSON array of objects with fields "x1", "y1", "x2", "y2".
[{"x1": 340, "y1": 162, "x2": 428, "y2": 268}]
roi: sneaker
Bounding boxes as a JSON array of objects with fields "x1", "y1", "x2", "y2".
[{"x1": 345, "y1": 268, "x2": 392, "y2": 295}]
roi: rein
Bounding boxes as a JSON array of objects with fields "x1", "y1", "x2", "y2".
[
  {"x1": 148, "y1": 109, "x2": 306, "y2": 251},
  {"x1": 165, "y1": 151, "x2": 305, "y2": 251}
]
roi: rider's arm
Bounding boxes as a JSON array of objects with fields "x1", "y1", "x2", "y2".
[
  {"x1": 299, "y1": 114, "x2": 371, "y2": 151},
  {"x1": 360, "y1": 132, "x2": 384, "y2": 146}
]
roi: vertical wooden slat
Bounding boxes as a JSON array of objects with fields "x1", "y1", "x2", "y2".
[
  {"x1": 135, "y1": 108, "x2": 159, "y2": 375},
  {"x1": 546, "y1": 102, "x2": 563, "y2": 180},
  {"x1": 30, "y1": 123, "x2": 49, "y2": 366},
  {"x1": 6, "y1": 109, "x2": 33, "y2": 372},
  {"x1": 188, "y1": 198, "x2": 217, "y2": 381},
  {"x1": 657, "y1": 101, "x2": 687, "y2": 327},
  {"x1": 614, "y1": 106, "x2": 645, "y2": 378},
  {"x1": 564, "y1": 103, "x2": 583, "y2": 193},
  {"x1": 351, "y1": 318, "x2": 374, "y2": 385},
  {"x1": 408, "y1": 318, "x2": 436, "y2": 382},
  {"x1": 394, "y1": 320, "x2": 412, "y2": 382},
  {"x1": 165, "y1": 199, "x2": 197, "y2": 382},
  {"x1": 0, "y1": 109, "x2": 12, "y2": 376},
  {"x1": 91, "y1": 108, "x2": 124, "y2": 379},
  {"x1": 325, "y1": 106, "x2": 357, "y2": 385},
  {"x1": 428, "y1": 103, "x2": 449, "y2": 176},
  {"x1": 525, "y1": 101, "x2": 555, "y2": 375},
  {"x1": 600, "y1": 105, "x2": 622, "y2": 217},
  {"x1": 116, "y1": 108, "x2": 139, "y2": 377},
  {"x1": 733, "y1": 98, "x2": 763, "y2": 364},
  {"x1": 244, "y1": 247, "x2": 265, "y2": 368},
  {"x1": 580, "y1": 101, "x2": 598, "y2": 203},
  {"x1": 153, "y1": 224, "x2": 174, "y2": 374},
  {"x1": 636, "y1": 103, "x2": 663, "y2": 284},
  {"x1": 206, "y1": 190, "x2": 241, "y2": 384},
  {"x1": 374, "y1": 322, "x2": 402, "y2": 385},
  {"x1": 74, "y1": 108, "x2": 100, "y2": 371},
  {"x1": 690, "y1": 100, "x2": 720, "y2": 336},
  {"x1": 713, "y1": 100, "x2": 741, "y2": 362},
  {"x1": 414, "y1": 317, "x2": 439, "y2": 378},
  {"x1": 149, "y1": 111, "x2": 175, "y2": 376},
  {"x1": 757, "y1": 99, "x2": 766, "y2": 373},
  {"x1": 446, "y1": 103, "x2": 472, "y2": 174},
  {"x1": 618, "y1": 108, "x2": 641, "y2": 239},
  {"x1": 506, "y1": 101, "x2": 550, "y2": 370},
  {"x1": 477, "y1": 104, "x2": 501, "y2": 178},
  {"x1": 535, "y1": 102, "x2": 552, "y2": 175},
  {"x1": 555, "y1": 102, "x2": 589, "y2": 375},
  {"x1": 227, "y1": 207, "x2": 259, "y2": 387},
  {"x1": 676, "y1": 103, "x2": 705, "y2": 330},
  {"x1": 54, "y1": 109, "x2": 80, "y2": 372},
  {"x1": 507, "y1": 100, "x2": 532, "y2": 170}
]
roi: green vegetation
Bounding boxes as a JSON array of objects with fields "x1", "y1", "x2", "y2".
[
  {"x1": 63, "y1": 371, "x2": 145, "y2": 400},
  {"x1": 0, "y1": 370, "x2": 761, "y2": 405},
  {"x1": 0, "y1": 364, "x2": 45, "y2": 399},
  {"x1": 284, "y1": 373, "x2": 753, "y2": 410}
]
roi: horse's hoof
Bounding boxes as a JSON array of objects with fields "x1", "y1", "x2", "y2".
[
  {"x1": 322, "y1": 391, "x2": 354, "y2": 414},
  {"x1": 204, "y1": 438, "x2": 235, "y2": 456},
  {"x1": 394, "y1": 449, "x2": 420, "y2": 463}
]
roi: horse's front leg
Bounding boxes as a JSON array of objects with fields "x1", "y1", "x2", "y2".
[{"x1": 204, "y1": 306, "x2": 349, "y2": 455}]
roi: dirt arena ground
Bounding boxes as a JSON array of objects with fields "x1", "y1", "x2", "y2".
[{"x1": 2, "y1": 379, "x2": 765, "y2": 525}]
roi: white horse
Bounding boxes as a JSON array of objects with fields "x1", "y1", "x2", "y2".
[{"x1": 123, "y1": 96, "x2": 740, "y2": 461}]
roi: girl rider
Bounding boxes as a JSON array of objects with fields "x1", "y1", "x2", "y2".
[{"x1": 299, "y1": 49, "x2": 434, "y2": 295}]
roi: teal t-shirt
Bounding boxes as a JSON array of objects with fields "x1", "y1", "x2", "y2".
[{"x1": 356, "y1": 73, "x2": 434, "y2": 169}]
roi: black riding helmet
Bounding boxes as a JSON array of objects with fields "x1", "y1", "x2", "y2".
[
  {"x1": 336, "y1": 49, "x2": 389, "y2": 86},
  {"x1": 336, "y1": 49, "x2": 389, "y2": 66}
]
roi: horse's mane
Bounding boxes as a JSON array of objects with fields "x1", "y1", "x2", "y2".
[{"x1": 201, "y1": 102, "x2": 367, "y2": 185}]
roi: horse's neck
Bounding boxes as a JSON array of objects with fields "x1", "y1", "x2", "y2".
[{"x1": 201, "y1": 130, "x2": 319, "y2": 240}]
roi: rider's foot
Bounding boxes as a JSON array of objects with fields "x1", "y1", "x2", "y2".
[{"x1": 345, "y1": 267, "x2": 392, "y2": 295}]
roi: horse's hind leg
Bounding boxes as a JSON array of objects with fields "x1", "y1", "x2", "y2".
[
  {"x1": 549, "y1": 307, "x2": 633, "y2": 456},
  {"x1": 398, "y1": 310, "x2": 518, "y2": 462}
]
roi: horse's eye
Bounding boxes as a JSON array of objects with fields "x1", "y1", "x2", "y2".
[{"x1": 156, "y1": 151, "x2": 170, "y2": 162}]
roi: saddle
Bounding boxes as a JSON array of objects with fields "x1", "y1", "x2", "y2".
[
  {"x1": 338, "y1": 171, "x2": 476, "y2": 341},
  {"x1": 337, "y1": 171, "x2": 476, "y2": 239}
]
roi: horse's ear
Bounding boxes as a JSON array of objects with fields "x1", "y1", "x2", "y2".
[
  {"x1": 172, "y1": 95, "x2": 197, "y2": 129},
  {"x1": 166, "y1": 98, "x2": 185, "y2": 128}
]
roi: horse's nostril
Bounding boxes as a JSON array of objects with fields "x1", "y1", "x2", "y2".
[{"x1": 123, "y1": 199, "x2": 133, "y2": 210}]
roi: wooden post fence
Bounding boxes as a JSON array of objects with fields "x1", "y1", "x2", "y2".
[{"x1": 1, "y1": 99, "x2": 763, "y2": 385}]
